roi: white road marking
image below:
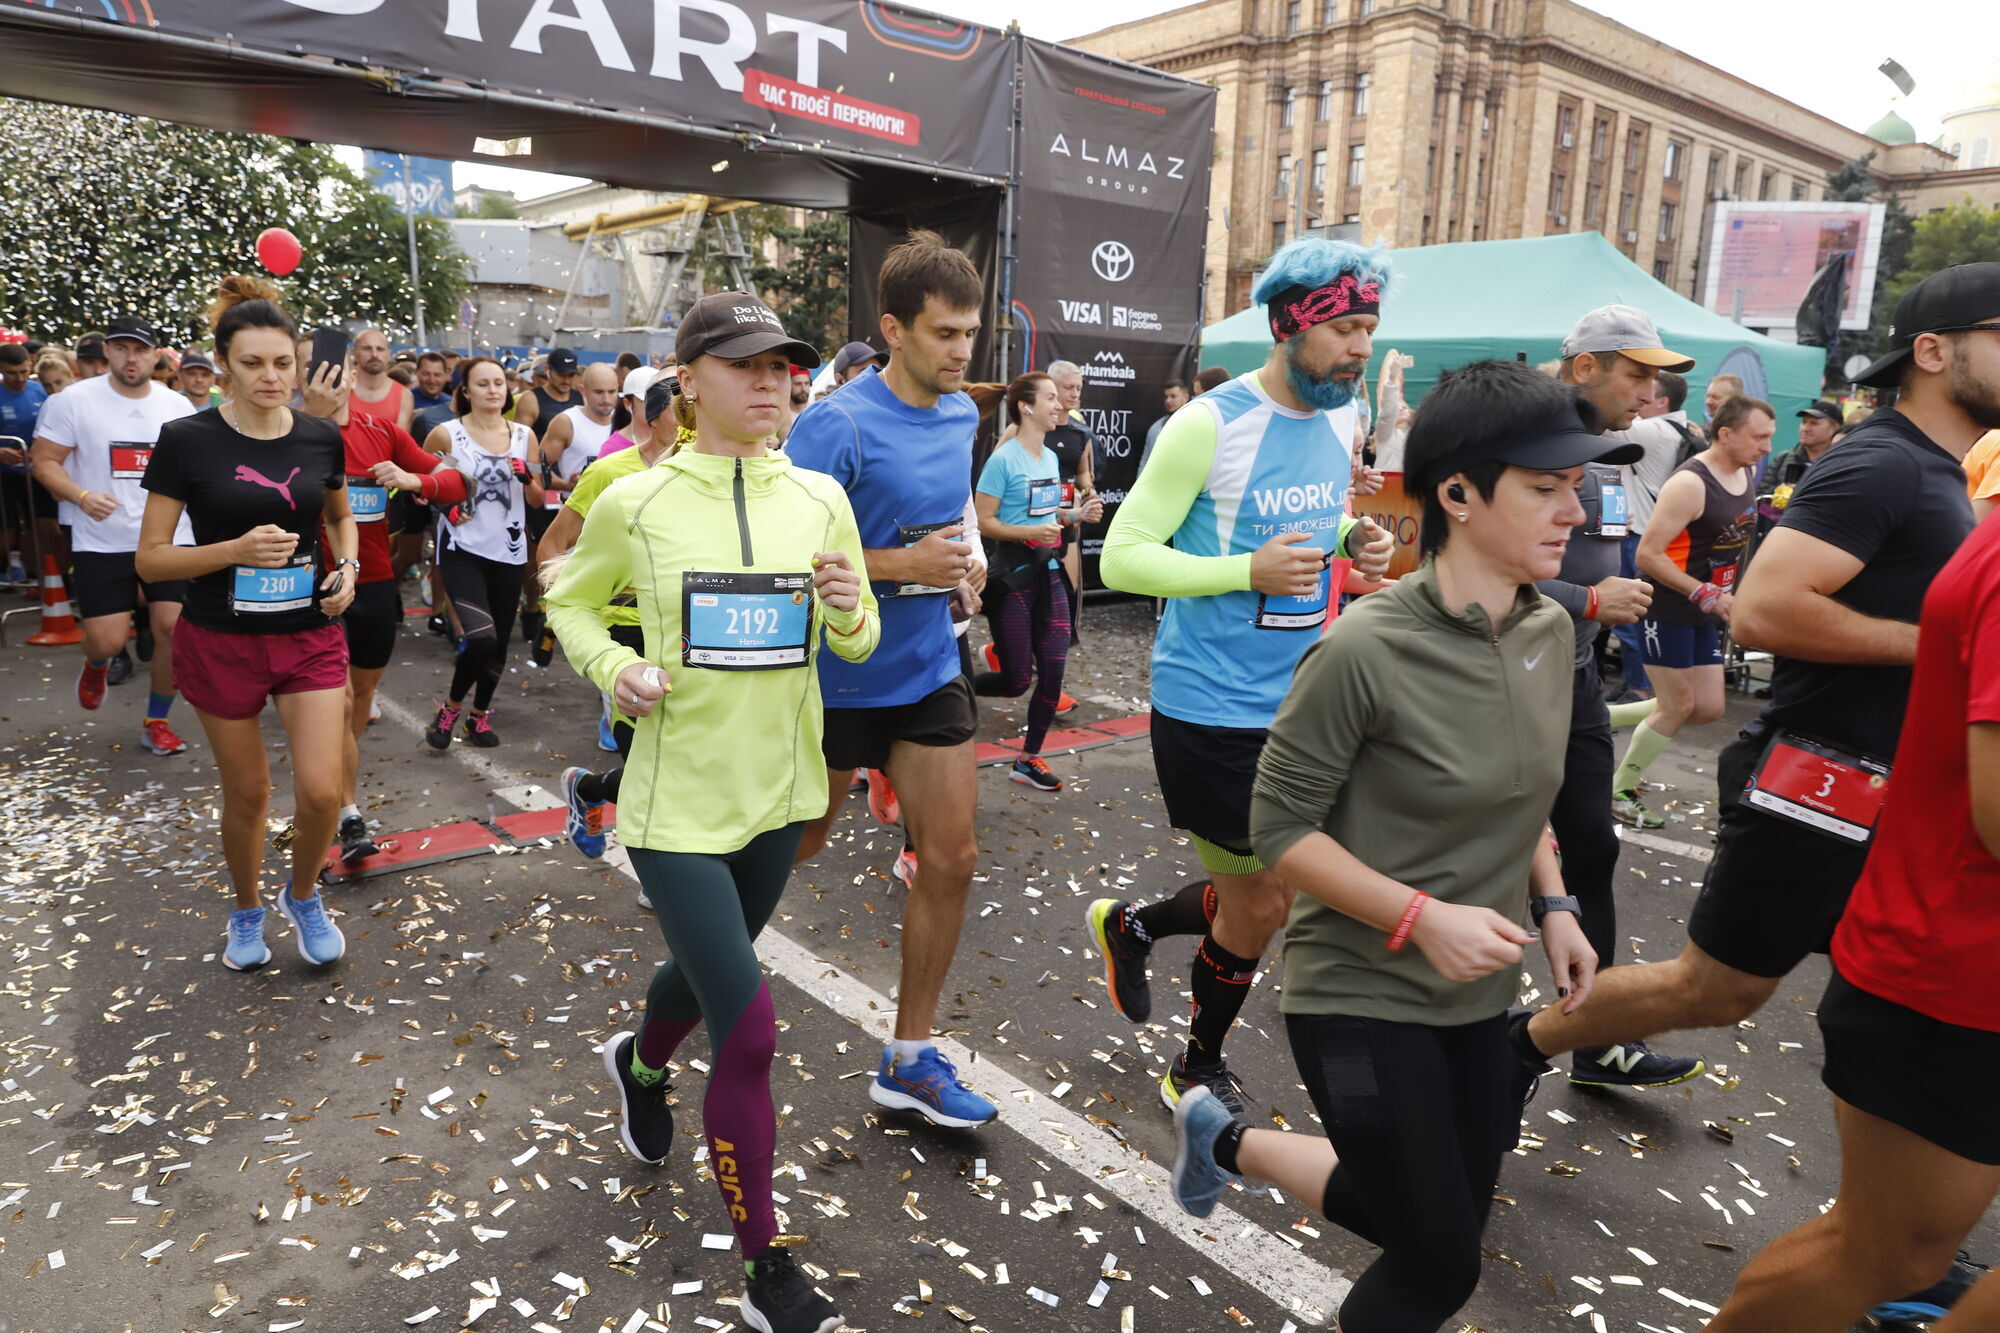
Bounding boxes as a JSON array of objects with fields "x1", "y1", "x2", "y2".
[
  {"x1": 374, "y1": 694, "x2": 1348, "y2": 1325},
  {"x1": 1617, "y1": 828, "x2": 1714, "y2": 864}
]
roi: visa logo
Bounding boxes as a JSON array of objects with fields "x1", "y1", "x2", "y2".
[{"x1": 1058, "y1": 299, "x2": 1103, "y2": 325}]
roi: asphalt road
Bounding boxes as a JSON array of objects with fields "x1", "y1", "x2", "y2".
[{"x1": 0, "y1": 591, "x2": 1987, "y2": 1333}]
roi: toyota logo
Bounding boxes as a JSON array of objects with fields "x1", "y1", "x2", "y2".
[{"x1": 1091, "y1": 241, "x2": 1135, "y2": 283}]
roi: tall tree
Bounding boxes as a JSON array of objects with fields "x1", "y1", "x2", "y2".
[
  {"x1": 1823, "y1": 151, "x2": 1914, "y2": 361},
  {"x1": 0, "y1": 99, "x2": 468, "y2": 346},
  {"x1": 747, "y1": 209, "x2": 849, "y2": 357},
  {"x1": 1887, "y1": 197, "x2": 2000, "y2": 303}
]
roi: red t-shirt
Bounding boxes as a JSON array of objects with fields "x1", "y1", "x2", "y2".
[
  {"x1": 1833, "y1": 513, "x2": 2000, "y2": 1031},
  {"x1": 334, "y1": 414, "x2": 466, "y2": 584},
  {"x1": 349, "y1": 380, "x2": 408, "y2": 431}
]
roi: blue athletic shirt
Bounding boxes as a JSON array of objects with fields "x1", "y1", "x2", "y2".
[
  {"x1": 976, "y1": 438, "x2": 1063, "y2": 570},
  {"x1": 785, "y1": 366, "x2": 974, "y2": 708},
  {"x1": 1100, "y1": 369, "x2": 1359, "y2": 730},
  {"x1": 0, "y1": 380, "x2": 48, "y2": 474}
]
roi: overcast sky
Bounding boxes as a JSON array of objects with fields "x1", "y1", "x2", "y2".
[{"x1": 447, "y1": 0, "x2": 1989, "y2": 199}]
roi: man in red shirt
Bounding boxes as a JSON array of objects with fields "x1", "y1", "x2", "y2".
[{"x1": 1704, "y1": 509, "x2": 2000, "y2": 1330}]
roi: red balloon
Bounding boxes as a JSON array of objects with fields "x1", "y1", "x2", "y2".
[{"x1": 255, "y1": 227, "x2": 303, "y2": 277}]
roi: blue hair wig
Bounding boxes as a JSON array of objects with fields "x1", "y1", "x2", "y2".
[{"x1": 1251, "y1": 238, "x2": 1394, "y2": 307}]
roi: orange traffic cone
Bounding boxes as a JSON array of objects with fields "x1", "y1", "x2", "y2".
[{"x1": 26, "y1": 556, "x2": 81, "y2": 646}]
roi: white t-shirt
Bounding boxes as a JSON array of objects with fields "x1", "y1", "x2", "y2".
[
  {"x1": 35, "y1": 375, "x2": 195, "y2": 553},
  {"x1": 545, "y1": 406, "x2": 614, "y2": 508},
  {"x1": 439, "y1": 417, "x2": 535, "y2": 565}
]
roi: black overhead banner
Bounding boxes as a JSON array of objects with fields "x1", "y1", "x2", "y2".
[
  {"x1": 1011, "y1": 41, "x2": 1215, "y2": 581},
  {"x1": 4, "y1": 0, "x2": 1012, "y2": 199}
]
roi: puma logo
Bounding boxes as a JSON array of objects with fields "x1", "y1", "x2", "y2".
[
  {"x1": 1523, "y1": 650, "x2": 1545, "y2": 671},
  {"x1": 235, "y1": 464, "x2": 302, "y2": 510}
]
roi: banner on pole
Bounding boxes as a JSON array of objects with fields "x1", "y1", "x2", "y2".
[{"x1": 362, "y1": 151, "x2": 456, "y2": 218}]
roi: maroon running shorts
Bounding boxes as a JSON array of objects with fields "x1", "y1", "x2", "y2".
[{"x1": 174, "y1": 619, "x2": 350, "y2": 720}]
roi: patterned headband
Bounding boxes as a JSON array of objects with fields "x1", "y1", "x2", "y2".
[{"x1": 1267, "y1": 274, "x2": 1382, "y2": 341}]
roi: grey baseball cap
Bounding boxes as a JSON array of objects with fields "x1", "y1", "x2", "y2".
[
  {"x1": 831, "y1": 341, "x2": 882, "y2": 377},
  {"x1": 1560, "y1": 304, "x2": 1696, "y2": 373}
]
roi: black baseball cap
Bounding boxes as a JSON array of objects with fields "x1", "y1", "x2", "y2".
[
  {"x1": 1796, "y1": 399, "x2": 1841, "y2": 422},
  {"x1": 675, "y1": 293, "x2": 820, "y2": 368},
  {"x1": 105, "y1": 314, "x2": 159, "y2": 348},
  {"x1": 179, "y1": 350, "x2": 216, "y2": 373},
  {"x1": 1405, "y1": 367, "x2": 1641, "y2": 493},
  {"x1": 75, "y1": 333, "x2": 108, "y2": 360},
  {"x1": 1853, "y1": 262, "x2": 2000, "y2": 388},
  {"x1": 547, "y1": 348, "x2": 580, "y2": 375}
]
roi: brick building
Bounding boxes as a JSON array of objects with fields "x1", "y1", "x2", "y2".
[{"x1": 1074, "y1": 0, "x2": 1995, "y2": 324}]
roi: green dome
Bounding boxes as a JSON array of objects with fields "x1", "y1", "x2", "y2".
[{"x1": 1866, "y1": 108, "x2": 1915, "y2": 145}]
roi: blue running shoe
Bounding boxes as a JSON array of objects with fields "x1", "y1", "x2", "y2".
[
  {"x1": 223, "y1": 906, "x2": 271, "y2": 971},
  {"x1": 597, "y1": 713, "x2": 619, "y2": 752},
  {"x1": 1869, "y1": 1251, "x2": 1988, "y2": 1325},
  {"x1": 563, "y1": 766, "x2": 608, "y2": 859},
  {"x1": 275, "y1": 883, "x2": 345, "y2": 966},
  {"x1": 1171, "y1": 1085, "x2": 1244, "y2": 1219},
  {"x1": 868, "y1": 1047, "x2": 997, "y2": 1128}
]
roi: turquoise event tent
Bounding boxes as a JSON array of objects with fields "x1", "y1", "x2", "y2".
[{"x1": 1200, "y1": 231, "x2": 1827, "y2": 445}]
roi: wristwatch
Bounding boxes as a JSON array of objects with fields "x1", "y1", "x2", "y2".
[{"x1": 1529, "y1": 894, "x2": 1581, "y2": 926}]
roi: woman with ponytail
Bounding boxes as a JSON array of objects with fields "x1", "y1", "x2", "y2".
[{"x1": 135, "y1": 275, "x2": 356, "y2": 972}]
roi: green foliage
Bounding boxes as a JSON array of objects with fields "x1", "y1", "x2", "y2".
[
  {"x1": 1888, "y1": 198, "x2": 2000, "y2": 307},
  {"x1": 469, "y1": 192, "x2": 523, "y2": 220},
  {"x1": 1822, "y1": 152, "x2": 1916, "y2": 359},
  {"x1": 0, "y1": 99, "x2": 468, "y2": 346},
  {"x1": 747, "y1": 210, "x2": 849, "y2": 356}
]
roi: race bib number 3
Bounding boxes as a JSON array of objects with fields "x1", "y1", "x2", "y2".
[
  {"x1": 348, "y1": 480, "x2": 389, "y2": 523},
  {"x1": 231, "y1": 556, "x2": 315, "y2": 614},
  {"x1": 1745, "y1": 731, "x2": 1890, "y2": 844},
  {"x1": 110, "y1": 443, "x2": 153, "y2": 480},
  {"x1": 682, "y1": 571, "x2": 813, "y2": 670},
  {"x1": 895, "y1": 520, "x2": 959, "y2": 597}
]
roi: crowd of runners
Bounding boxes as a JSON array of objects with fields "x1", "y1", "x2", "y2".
[{"x1": 4, "y1": 232, "x2": 1999, "y2": 1333}]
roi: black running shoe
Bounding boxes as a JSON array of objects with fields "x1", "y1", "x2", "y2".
[
  {"x1": 1869, "y1": 1250, "x2": 1990, "y2": 1325},
  {"x1": 1160, "y1": 1051, "x2": 1249, "y2": 1117},
  {"x1": 741, "y1": 1247, "x2": 843, "y2": 1333},
  {"x1": 336, "y1": 814, "x2": 380, "y2": 862},
  {"x1": 427, "y1": 614, "x2": 449, "y2": 638},
  {"x1": 529, "y1": 625, "x2": 556, "y2": 669},
  {"x1": 601, "y1": 1032, "x2": 675, "y2": 1165},
  {"x1": 106, "y1": 649, "x2": 134, "y2": 686},
  {"x1": 1085, "y1": 898, "x2": 1152, "y2": 1023},
  {"x1": 1569, "y1": 1041, "x2": 1705, "y2": 1089},
  {"x1": 1506, "y1": 1006, "x2": 1552, "y2": 1109},
  {"x1": 521, "y1": 609, "x2": 544, "y2": 646}
]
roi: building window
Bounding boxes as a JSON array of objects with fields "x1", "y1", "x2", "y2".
[
  {"x1": 1975, "y1": 137, "x2": 1993, "y2": 170},
  {"x1": 1548, "y1": 173, "x2": 1567, "y2": 219},
  {"x1": 1556, "y1": 104, "x2": 1576, "y2": 151},
  {"x1": 1347, "y1": 142, "x2": 1367, "y2": 188},
  {"x1": 1759, "y1": 167, "x2": 1776, "y2": 200},
  {"x1": 1276, "y1": 154, "x2": 1294, "y2": 198},
  {"x1": 1591, "y1": 117, "x2": 1609, "y2": 159},
  {"x1": 1625, "y1": 127, "x2": 1646, "y2": 170},
  {"x1": 1322, "y1": 0, "x2": 1339, "y2": 22},
  {"x1": 1273, "y1": 220, "x2": 1288, "y2": 253},
  {"x1": 1618, "y1": 191, "x2": 1635, "y2": 233},
  {"x1": 1664, "y1": 139, "x2": 1687, "y2": 180},
  {"x1": 1286, "y1": 0, "x2": 1302, "y2": 30},
  {"x1": 1585, "y1": 181, "x2": 1603, "y2": 225},
  {"x1": 1426, "y1": 145, "x2": 1437, "y2": 189},
  {"x1": 1357, "y1": 0, "x2": 1374, "y2": 13},
  {"x1": 1280, "y1": 86, "x2": 1297, "y2": 128},
  {"x1": 1654, "y1": 259, "x2": 1671, "y2": 282},
  {"x1": 1705, "y1": 153, "x2": 1722, "y2": 197},
  {"x1": 1657, "y1": 200, "x2": 1676, "y2": 242},
  {"x1": 1311, "y1": 149, "x2": 1328, "y2": 194},
  {"x1": 1353, "y1": 73, "x2": 1371, "y2": 117},
  {"x1": 1791, "y1": 177, "x2": 1807, "y2": 201},
  {"x1": 1317, "y1": 80, "x2": 1333, "y2": 121},
  {"x1": 1343, "y1": 213, "x2": 1359, "y2": 224}
]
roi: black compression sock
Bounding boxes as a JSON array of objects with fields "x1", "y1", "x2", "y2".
[
  {"x1": 1508, "y1": 1009, "x2": 1547, "y2": 1064},
  {"x1": 1187, "y1": 934, "x2": 1259, "y2": 1064},
  {"x1": 1211, "y1": 1119, "x2": 1247, "y2": 1175},
  {"x1": 1130, "y1": 879, "x2": 1215, "y2": 943},
  {"x1": 576, "y1": 769, "x2": 621, "y2": 804}
]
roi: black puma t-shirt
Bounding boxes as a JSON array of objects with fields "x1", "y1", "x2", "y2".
[{"x1": 143, "y1": 409, "x2": 345, "y2": 634}]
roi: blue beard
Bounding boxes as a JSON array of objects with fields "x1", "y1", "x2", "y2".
[
  {"x1": 1286, "y1": 361, "x2": 1359, "y2": 411},
  {"x1": 1285, "y1": 340, "x2": 1361, "y2": 410}
]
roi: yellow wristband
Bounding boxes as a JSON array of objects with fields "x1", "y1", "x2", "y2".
[{"x1": 77, "y1": 490, "x2": 92, "y2": 504}]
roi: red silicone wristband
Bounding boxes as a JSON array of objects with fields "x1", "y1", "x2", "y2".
[{"x1": 1387, "y1": 892, "x2": 1428, "y2": 953}]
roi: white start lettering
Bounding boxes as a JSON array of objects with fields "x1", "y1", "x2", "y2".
[{"x1": 1080, "y1": 407, "x2": 1133, "y2": 459}]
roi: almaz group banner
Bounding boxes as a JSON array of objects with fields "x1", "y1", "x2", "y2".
[
  {"x1": 112, "y1": 0, "x2": 1013, "y2": 178},
  {"x1": 1011, "y1": 42, "x2": 1216, "y2": 575}
]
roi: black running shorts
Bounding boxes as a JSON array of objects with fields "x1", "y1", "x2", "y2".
[
  {"x1": 1149, "y1": 708, "x2": 1268, "y2": 859},
  {"x1": 1820, "y1": 970, "x2": 2000, "y2": 1165},
  {"x1": 1686, "y1": 722, "x2": 1871, "y2": 979},
  {"x1": 341, "y1": 579, "x2": 402, "y2": 672},
  {"x1": 820, "y1": 676, "x2": 977, "y2": 773},
  {"x1": 71, "y1": 550, "x2": 185, "y2": 619}
]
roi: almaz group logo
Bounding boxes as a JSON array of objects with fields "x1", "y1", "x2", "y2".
[{"x1": 1047, "y1": 132, "x2": 1188, "y2": 195}]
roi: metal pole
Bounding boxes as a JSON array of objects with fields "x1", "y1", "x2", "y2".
[{"x1": 400, "y1": 154, "x2": 428, "y2": 347}]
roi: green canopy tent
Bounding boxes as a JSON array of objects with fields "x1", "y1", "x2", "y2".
[{"x1": 1201, "y1": 231, "x2": 1826, "y2": 448}]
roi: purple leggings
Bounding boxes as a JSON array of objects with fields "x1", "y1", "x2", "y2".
[
  {"x1": 627, "y1": 822, "x2": 804, "y2": 1260},
  {"x1": 973, "y1": 569, "x2": 1072, "y2": 755}
]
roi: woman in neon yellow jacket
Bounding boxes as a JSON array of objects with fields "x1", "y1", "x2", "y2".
[{"x1": 546, "y1": 294, "x2": 875, "y2": 1333}]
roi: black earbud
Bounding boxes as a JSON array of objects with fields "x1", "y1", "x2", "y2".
[{"x1": 1447, "y1": 483, "x2": 1466, "y2": 502}]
